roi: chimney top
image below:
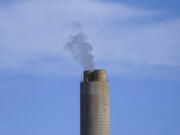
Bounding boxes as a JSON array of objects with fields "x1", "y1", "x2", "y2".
[{"x1": 83, "y1": 69, "x2": 106, "y2": 82}]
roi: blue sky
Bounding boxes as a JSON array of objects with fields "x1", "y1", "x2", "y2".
[{"x1": 0, "y1": 0, "x2": 180, "y2": 135}]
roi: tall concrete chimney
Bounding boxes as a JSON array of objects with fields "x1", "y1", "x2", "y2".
[{"x1": 80, "y1": 69, "x2": 110, "y2": 135}]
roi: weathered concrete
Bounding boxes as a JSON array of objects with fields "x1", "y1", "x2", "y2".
[{"x1": 80, "y1": 70, "x2": 110, "y2": 135}]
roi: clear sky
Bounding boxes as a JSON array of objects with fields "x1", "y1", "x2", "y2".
[{"x1": 0, "y1": 0, "x2": 180, "y2": 135}]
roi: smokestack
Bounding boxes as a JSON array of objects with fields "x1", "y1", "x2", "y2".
[{"x1": 80, "y1": 69, "x2": 110, "y2": 135}]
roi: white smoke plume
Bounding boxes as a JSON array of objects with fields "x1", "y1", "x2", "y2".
[{"x1": 64, "y1": 23, "x2": 94, "y2": 70}]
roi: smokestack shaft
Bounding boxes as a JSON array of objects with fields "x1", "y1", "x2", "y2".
[{"x1": 80, "y1": 70, "x2": 110, "y2": 135}]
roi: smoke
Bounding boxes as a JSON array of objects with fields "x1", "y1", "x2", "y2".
[{"x1": 64, "y1": 23, "x2": 94, "y2": 70}]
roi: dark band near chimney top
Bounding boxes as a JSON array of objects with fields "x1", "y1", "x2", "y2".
[{"x1": 83, "y1": 69, "x2": 106, "y2": 81}]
